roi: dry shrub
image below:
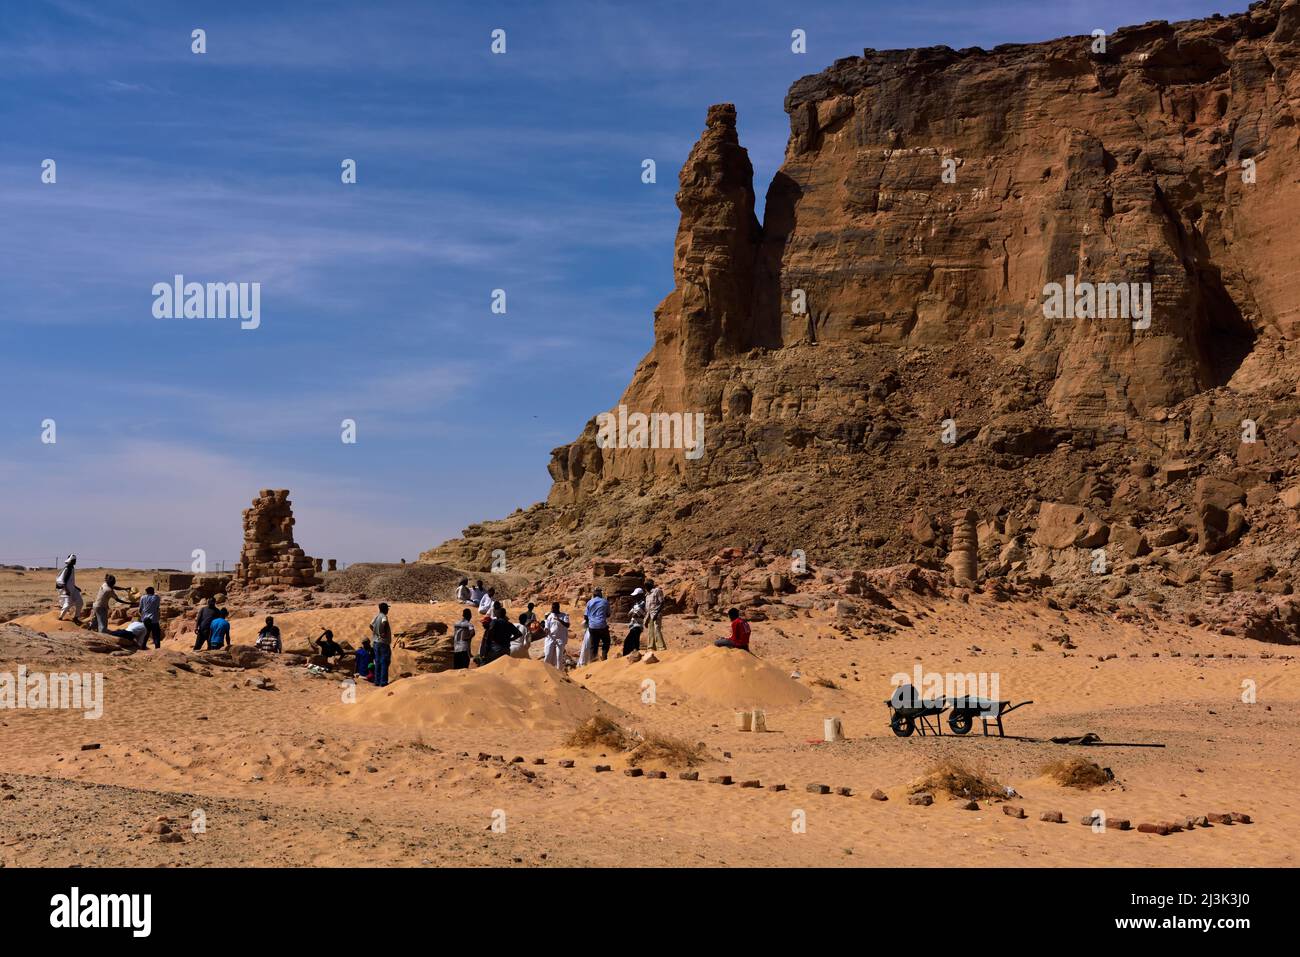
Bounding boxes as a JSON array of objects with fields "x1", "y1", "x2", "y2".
[
  {"x1": 1041, "y1": 757, "x2": 1111, "y2": 789},
  {"x1": 627, "y1": 732, "x2": 709, "y2": 769},
  {"x1": 908, "y1": 759, "x2": 1004, "y2": 800},
  {"x1": 810, "y1": 676, "x2": 838, "y2": 689},
  {"x1": 564, "y1": 716, "x2": 630, "y2": 751}
]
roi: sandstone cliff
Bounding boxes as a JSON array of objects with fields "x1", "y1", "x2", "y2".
[{"x1": 425, "y1": 1, "x2": 1300, "y2": 628}]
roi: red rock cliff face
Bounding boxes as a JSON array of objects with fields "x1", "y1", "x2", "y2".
[{"x1": 428, "y1": 1, "x2": 1300, "y2": 584}]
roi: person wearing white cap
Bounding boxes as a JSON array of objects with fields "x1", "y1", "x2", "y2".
[
  {"x1": 621, "y1": 588, "x2": 646, "y2": 657},
  {"x1": 55, "y1": 554, "x2": 83, "y2": 622}
]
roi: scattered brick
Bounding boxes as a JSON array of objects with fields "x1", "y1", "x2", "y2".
[
  {"x1": 1040, "y1": 810, "x2": 1065, "y2": 823},
  {"x1": 1002, "y1": 805, "x2": 1026, "y2": 818},
  {"x1": 806, "y1": 784, "x2": 830, "y2": 795},
  {"x1": 678, "y1": 771, "x2": 699, "y2": 781},
  {"x1": 870, "y1": 789, "x2": 888, "y2": 801},
  {"x1": 908, "y1": 793, "x2": 934, "y2": 807}
]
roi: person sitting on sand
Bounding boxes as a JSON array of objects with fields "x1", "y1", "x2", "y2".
[
  {"x1": 469, "y1": 580, "x2": 486, "y2": 604},
  {"x1": 355, "y1": 637, "x2": 375, "y2": 681},
  {"x1": 714, "y1": 608, "x2": 751, "y2": 651},
  {"x1": 313, "y1": 629, "x2": 344, "y2": 666},
  {"x1": 452, "y1": 609, "x2": 474, "y2": 670},
  {"x1": 478, "y1": 587, "x2": 496, "y2": 619},
  {"x1": 91, "y1": 574, "x2": 132, "y2": 633},
  {"x1": 542, "y1": 602, "x2": 569, "y2": 671},
  {"x1": 255, "y1": 616, "x2": 282, "y2": 653},
  {"x1": 622, "y1": 589, "x2": 646, "y2": 657},
  {"x1": 456, "y1": 578, "x2": 473, "y2": 604},
  {"x1": 193, "y1": 597, "x2": 218, "y2": 651},
  {"x1": 207, "y1": 609, "x2": 232, "y2": 651},
  {"x1": 55, "y1": 554, "x2": 83, "y2": 623},
  {"x1": 479, "y1": 602, "x2": 519, "y2": 665}
]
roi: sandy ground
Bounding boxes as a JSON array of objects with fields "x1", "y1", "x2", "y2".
[{"x1": 0, "y1": 580, "x2": 1294, "y2": 867}]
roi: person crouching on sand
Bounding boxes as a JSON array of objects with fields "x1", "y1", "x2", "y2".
[
  {"x1": 714, "y1": 608, "x2": 751, "y2": 652},
  {"x1": 543, "y1": 602, "x2": 569, "y2": 671},
  {"x1": 355, "y1": 637, "x2": 375, "y2": 681},
  {"x1": 313, "y1": 629, "x2": 344, "y2": 667}
]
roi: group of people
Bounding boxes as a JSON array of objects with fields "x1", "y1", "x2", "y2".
[
  {"x1": 56, "y1": 555, "x2": 165, "y2": 649},
  {"x1": 52, "y1": 554, "x2": 749, "y2": 689},
  {"x1": 451, "y1": 576, "x2": 699, "y2": 672}
]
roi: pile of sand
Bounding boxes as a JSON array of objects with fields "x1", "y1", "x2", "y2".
[
  {"x1": 578, "y1": 645, "x2": 812, "y2": 709},
  {"x1": 341, "y1": 657, "x2": 626, "y2": 731},
  {"x1": 328, "y1": 562, "x2": 479, "y2": 604}
]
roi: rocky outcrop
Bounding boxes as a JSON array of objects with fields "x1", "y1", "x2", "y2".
[{"x1": 425, "y1": 2, "x2": 1300, "y2": 617}]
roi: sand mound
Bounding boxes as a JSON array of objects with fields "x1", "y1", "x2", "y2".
[
  {"x1": 579, "y1": 646, "x2": 812, "y2": 709},
  {"x1": 10, "y1": 611, "x2": 92, "y2": 635},
  {"x1": 327, "y1": 562, "x2": 520, "y2": 604},
  {"x1": 342, "y1": 656, "x2": 625, "y2": 731}
]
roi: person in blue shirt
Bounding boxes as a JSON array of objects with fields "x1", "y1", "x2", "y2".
[
  {"x1": 585, "y1": 588, "x2": 611, "y2": 661},
  {"x1": 355, "y1": 637, "x2": 374, "y2": 682},
  {"x1": 208, "y1": 610, "x2": 231, "y2": 650}
]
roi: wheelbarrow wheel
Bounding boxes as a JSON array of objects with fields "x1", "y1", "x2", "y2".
[
  {"x1": 890, "y1": 713, "x2": 915, "y2": 737},
  {"x1": 948, "y1": 711, "x2": 973, "y2": 735}
]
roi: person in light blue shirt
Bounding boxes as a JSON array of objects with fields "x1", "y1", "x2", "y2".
[{"x1": 585, "y1": 588, "x2": 611, "y2": 660}]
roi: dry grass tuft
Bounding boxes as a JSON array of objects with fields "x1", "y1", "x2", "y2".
[
  {"x1": 564, "y1": 716, "x2": 631, "y2": 751},
  {"x1": 1041, "y1": 757, "x2": 1112, "y2": 789},
  {"x1": 626, "y1": 732, "x2": 709, "y2": 768},
  {"x1": 908, "y1": 759, "x2": 1004, "y2": 800}
]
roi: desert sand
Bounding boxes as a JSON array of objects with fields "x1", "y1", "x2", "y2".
[{"x1": 1, "y1": 575, "x2": 1292, "y2": 868}]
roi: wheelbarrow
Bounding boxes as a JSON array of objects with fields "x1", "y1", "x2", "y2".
[
  {"x1": 946, "y1": 696, "x2": 1034, "y2": 738},
  {"x1": 885, "y1": 684, "x2": 949, "y2": 737},
  {"x1": 886, "y1": 685, "x2": 1033, "y2": 738}
]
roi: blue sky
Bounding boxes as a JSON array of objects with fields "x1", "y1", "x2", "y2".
[{"x1": 0, "y1": 0, "x2": 1247, "y2": 568}]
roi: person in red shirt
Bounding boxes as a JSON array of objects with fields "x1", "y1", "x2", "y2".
[{"x1": 714, "y1": 608, "x2": 751, "y2": 651}]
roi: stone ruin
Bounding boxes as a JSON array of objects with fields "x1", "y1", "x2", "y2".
[
  {"x1": 946, "y1": 508, "x2": 979, "y2": 587},
  {"x1": 234, "y1": 489, "x2": 320, "y2": 589}
]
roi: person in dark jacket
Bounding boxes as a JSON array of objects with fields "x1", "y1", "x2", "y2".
[
  {"x1": 479, "y1": 602, "x2": 520, "y2": 665},
  {"x1": 193, "y1": 598, "x2": 218, "y2": 651}
]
